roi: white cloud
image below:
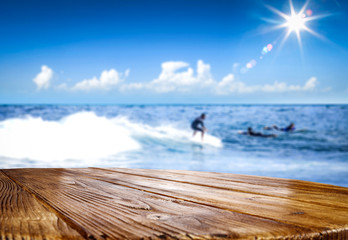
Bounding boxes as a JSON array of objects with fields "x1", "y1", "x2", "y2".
[
  {"x1": 303, "y1": 77, "x2": 317, "y2": 90},
  {"x1": 56, "y1": 60, "x2": 318, "y2": 96},
  {"x1": 215, "y1": 76, "x2": 317, "y2": 94},
  {"x1": 122, "y1": 60, "x2": 215, "y2": 93},
  {"x1": 33, "y1": 65, "x2": 53, "y2": 90},
  {"x1": 216, "y1": 74, "x2": 256, "y2": 94},
  {"x1": 121, "y1": 60, "x2": 317, "y2": 95},
  {"x1": 72, "y1": 69, "x2": 129, "y2": 91},
  {"x1": 149, "y1": 61, "x2": 197, "y2": 92},
  {"x1": 196, "y1": 60, "x2": 215, "y2": 86},
  {"x1": 261, "y1": 81, "x2": 289, "y2": 92},
  {"x1": 260, "y1": 77, "x2": 317, "y2": 92}
]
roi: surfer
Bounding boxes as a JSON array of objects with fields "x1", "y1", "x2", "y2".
[
  {"x1": 264, "y1": 123, "x2": 295, "y2": 132},
  {"x1": 242, "y1": 127, "x2": 277, "y2": 138},
  {"x1": 191, "y1": 113, "x2": 207, "y2": 141}
]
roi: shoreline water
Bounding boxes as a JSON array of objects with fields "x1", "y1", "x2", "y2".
[{"x1": 0, "y1": 104, "x2": 347, "y2": 187}]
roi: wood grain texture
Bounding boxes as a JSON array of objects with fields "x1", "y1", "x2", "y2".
[
  {"x1": 0, "y1": 170, "x2": 83, "y2": 240},
  {"x1": 2, "y1": 168, "x2": 348, "y2": 240}
]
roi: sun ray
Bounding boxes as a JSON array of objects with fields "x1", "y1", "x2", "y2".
[
  {"x1": 260, "y1": 17, "x2": 284, "y2": 25},
  {"x1": 266, "y1": 23, "x2": 289, "y2": 32},
  {"x1": 296, "y1": 29, "x2": 303, "y2": 55},
  {"x1": 304, "y1": 13, "x2": 333, "y2": 22},
  {"x1": 299, "y1": 0, "x2": 310, "y2": 15},
  {"x1": 303, "y1": 26, "x2": 327, "y2": 41},
  {"x1": 289, "y1": 0, "x2": 296, "y2": 16},
  {"x1": 265, "y1": 5, "x2": 289, "y2": 20},
  {"x1": 278, "y1": 29, "x2": 292, "y2": 52}
]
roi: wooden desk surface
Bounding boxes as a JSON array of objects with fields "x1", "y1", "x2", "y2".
[{"x1": 1, "y1": 168, "x2": 348, "y2": 239}]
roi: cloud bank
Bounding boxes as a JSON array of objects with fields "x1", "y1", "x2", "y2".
[
  {"x1": 33, "y1": 65, "x2": 53, "y2": 90},
  {"x1": 72, "y1": 69, "x2": 130, "y2": 91},
  {"x1": 215, "y1": 75, "x2": 317, "y2": 94},
  {"x1": 35, "y1": 61, "x2": 317, "y2": 95},
  {"x1": 123, "y1": 60, "x2": 214, "y2": 92},
  {"x1": 123, "y1": 60, "x2": 317, "y2": 95}
]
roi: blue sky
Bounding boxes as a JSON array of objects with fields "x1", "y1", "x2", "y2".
[{"x1": 0, "y1": 0, "x2": 347, "y2": 104}]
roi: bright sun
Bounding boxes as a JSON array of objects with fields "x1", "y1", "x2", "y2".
[
  {"x1": 265, "y1": 0, "x2": 327, "y2": 51},
  {"x1": 285, "y1": 13, "x2": 306, "y2": 32}
]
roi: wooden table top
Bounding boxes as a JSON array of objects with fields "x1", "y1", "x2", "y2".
[{"x1": 1, "y1": 167, "x2": 348, "y2": 239}]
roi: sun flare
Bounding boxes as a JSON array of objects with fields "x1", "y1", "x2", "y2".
[
  {"x1": 265, "y1": 0, "x2": 328, "y2": 52},
  {"x1": 285, "y1": 12, "x2": 306, "y2": 33}
]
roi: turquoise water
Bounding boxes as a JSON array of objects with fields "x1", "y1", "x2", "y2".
[{"x1": 0, "y1": 104, "x2": 347, "y2": 187}]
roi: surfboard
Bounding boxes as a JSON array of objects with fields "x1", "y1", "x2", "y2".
[{"x1": 191, "y1": 133, "x2": 222, "y2": 148}]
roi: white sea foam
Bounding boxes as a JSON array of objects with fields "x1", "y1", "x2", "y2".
[
  {"x1": 111, "y1": 116, "x2": 222, "y2": 148},
  {"x1": 0, "y1": 111, "x2": 222, "y2": 162},
  {"x1": 0, "y1": 112, "x2": 140, "y2": 162}
]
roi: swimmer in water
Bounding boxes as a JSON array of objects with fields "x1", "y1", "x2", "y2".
[
  {"x1": 264, "y1": 123, "x2": 295, "y2": 132},
  {"x1": 246, "y1": 127, "x2": 277, "y2": 138},
  {"x1": 191, "y1": 113, "x2": 207, "y2": 141}
]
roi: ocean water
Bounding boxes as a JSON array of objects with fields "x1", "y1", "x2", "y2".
[{"x1": 0, "y1": 104, "x2": 347, "y2": 187}]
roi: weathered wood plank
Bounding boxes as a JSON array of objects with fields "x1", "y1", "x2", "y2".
[
  {"x1": 0, "y1": 170, "x2": 83, "y2": 240},
  {"x1": 76, "y1": 168, "x2": 348, "y2": 228},
  {"x1": 2, "y1": 168, "x2": 312, "y2": 239},
  {"x1": 2, "y1": 168, "x2": 348, "y2": 239},
  {"x1": 94, "y1": 167, "x2": 348, "y2": 210},
  {"x1": 82, "y1": 168, "x2": 348, "y2": 236},
  {"x1": 107, "y1": 168, "x2": 348, "y2": 208}
]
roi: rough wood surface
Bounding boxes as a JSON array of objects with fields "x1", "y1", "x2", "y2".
[
  {"x1": 1, "y1": 168, "x2": 348, "y2": 240},
  {"x1": 0, "y1": 171, "x2": 83, "y2": 240}
]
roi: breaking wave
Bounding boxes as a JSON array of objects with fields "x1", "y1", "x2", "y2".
[{"x1": 0, "y1": 111, "x2": 222, "y2": 162}]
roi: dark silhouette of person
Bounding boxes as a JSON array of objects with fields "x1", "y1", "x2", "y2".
[
  {"x1": 247, "y1": 127, "x2": 277, "y2": 138},
  {"x1": 264, "y1": 123, "x2": 295, "y2": 132},
  {"x1": 191, "y1": 113, "x2": 207, "y2": 141}
]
